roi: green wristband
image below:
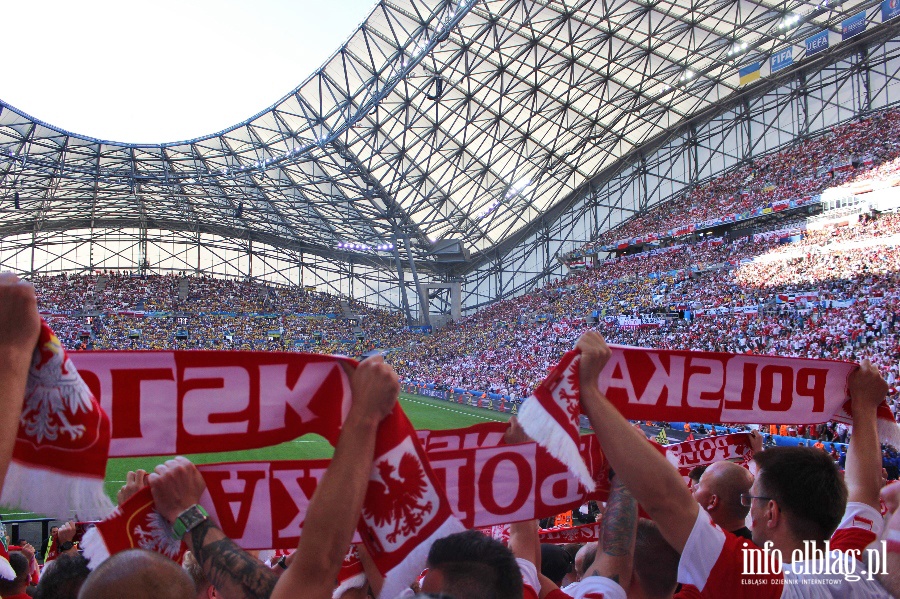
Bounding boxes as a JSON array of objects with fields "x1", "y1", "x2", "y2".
[{"x1": 172, "y1": 504, "x2": 209, "y2": 541}]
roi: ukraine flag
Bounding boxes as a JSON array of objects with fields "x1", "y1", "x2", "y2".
[{"x1": 739, "y1": 62, "x2": 761, "y2": 85}]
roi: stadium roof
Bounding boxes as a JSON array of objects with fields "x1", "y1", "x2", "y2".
[{"x1": 0, "y1": 0, "x2": 887, "y2": 274}]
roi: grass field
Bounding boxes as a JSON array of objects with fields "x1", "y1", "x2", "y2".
[
  {"x1": 52, "y1": 393, "x2": 510, "y2": 508},
  {"x1": 101, "y1": 393, "x2": 509, "y2": 499},
  {"x1": 1, "y1": 393, "x2": 511, "y2": 520}
]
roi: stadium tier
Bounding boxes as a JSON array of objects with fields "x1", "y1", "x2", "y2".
[{"x1": 7, "y1": 2, "x2": 900, "y2": 597}]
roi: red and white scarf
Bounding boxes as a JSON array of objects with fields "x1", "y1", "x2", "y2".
[
  {"x1": 5, "y1": 325, "x2": 895, "y2": 589},
  {"x1": 479, "y1": 522, "x2": 603, "y2": 545},
  {"x1": 79, "y1": 424, "x2": 610, "y2": 549},
  {"x1": 664, "y1": 432, "x2": 754, "y2": 479},
  {"x1": 0, "y1": 321, "x2": 112, "y2": 520},
  {"x1": 520, "y1": 345, "x2": 899, "y2": 487}
]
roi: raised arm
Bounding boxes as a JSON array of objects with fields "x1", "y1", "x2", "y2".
[
  {"x1": 583, "y1": 475, "x2": 637, "y2": 587},
  {"x1": 845, "y1": 359, "x2": 889, "y2": 511},
  {"x1": 272, "y1": 355, "x2": 399, "y2": 599},
  {"x1": 0, "y1": 273, "x2": 41, "y2": 495},
  {"x1": 150, "y1": 456, "x2": 278, "y2": 599},
  {"x1": 576, "y1": 331, "x2": 697, "y2": 552}
]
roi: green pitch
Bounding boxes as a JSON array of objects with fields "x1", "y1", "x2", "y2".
[
  {"x1": 0, "y1": 394, "x2": 511, "y2": 520},
  {"x1": 100, "y1": 393, "x2": 512, "y2": 500}
]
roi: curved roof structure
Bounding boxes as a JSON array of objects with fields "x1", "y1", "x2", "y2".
[{"x1": 0, "y1": 0, "x2": 892, "y2": 275}]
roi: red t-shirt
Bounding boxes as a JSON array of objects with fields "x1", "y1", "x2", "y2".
[{"x1": 676, "y1": 502, "x2": 889, "y2": 598}]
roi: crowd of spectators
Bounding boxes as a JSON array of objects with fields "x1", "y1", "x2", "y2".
[
  {"x1": 6, "y1": 112, "x2": 900, "y2": 599},
  {"x1": 573, "y1": 106, "x2": 900, "y2": 254}
]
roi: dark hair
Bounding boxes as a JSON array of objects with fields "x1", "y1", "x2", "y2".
[
  {"x1": 34, "y1": 553, "x2": 91, "y2": 599},
  {"x1": 753, "y1": 447, "x2": 847, "y2": 542},
  {"x1": 0, "y1": 552, "x2": 29, "y2": 595},
  {"x1": 633, "y1": 520, "x2": 679, "y2": 599},
  {"x1": 427, "y1": 531, "x2": 522, "y2": 599},
  {"x1": 688, "y1": 465, "x2": 707, "y2": 483},
  {"x1": 540, "y1": 544, "x2": 574, "y2": 586}
]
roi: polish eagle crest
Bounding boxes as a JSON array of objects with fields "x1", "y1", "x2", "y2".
[
  {"x1": 363, "y1": 452, "x2": 433, "y2": 544},
  {"x1": 133, "y1": 512, "x2": 182, "y2": 559},
  {"x1": 21, "y1": 327, "x2": 94, "y2": 443}
]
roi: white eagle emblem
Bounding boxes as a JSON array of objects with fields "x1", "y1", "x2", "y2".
[
  {"x1": 133, "y1": 512, "x2": 182, "y2": 559},
  {"x1": 21, "y1": 333, "x2": 94, "y2": 443}
]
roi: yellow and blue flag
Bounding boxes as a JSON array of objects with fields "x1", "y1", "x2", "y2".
[{"x1": 739, "y1": 62, "x2": 761, "y2": 85}]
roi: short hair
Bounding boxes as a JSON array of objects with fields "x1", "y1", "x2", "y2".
[
  {"x1": 77, "y1": 549, "x2": 195, "y2": 599},
  {"x1": 34, "y1": 553, "x2": 91, "y2": 599},
  {"x1": 688, "y1": 465, "x2": 707, "y2": 483},
  {"x1": 0, "y1": 552, "x2": 29, "y2": 594},
  {"x1": 753, "y1": 447, "x2": 847, "y2": 542},
  {"x1": 181, "y1": 551, "x2": 211, "y2": 597},
  {"x1": 426, "y1": 531, "x2": 522, "y2": 599},
  {"x1": 562, "y1": 543, "x2": 582, "y2": 564},
  {"x1": 540, "y1": 544, "x2": 573, "y2": 586},
  {"x1": 633, "y1": 520, "x2": 679, "y2": 599}
]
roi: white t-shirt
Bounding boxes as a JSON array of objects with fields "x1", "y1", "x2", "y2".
[{"x1": 561, "y1": 576, "x2": 626, "y2": 599}]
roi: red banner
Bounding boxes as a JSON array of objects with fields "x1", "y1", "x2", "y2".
[{"x1": 70, "y1": 350, "x2": 354, "y2": 456}]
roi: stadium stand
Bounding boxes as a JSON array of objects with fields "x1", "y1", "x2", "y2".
[{"x1": 7, "y1": 8, "x2": 900, "y2": 599}]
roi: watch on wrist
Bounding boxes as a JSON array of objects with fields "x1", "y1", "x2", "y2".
[
  {"x1": 172, "y1": 504, "x2": 209, "y2": 541},
  {"x1": 58, "y1": 541, "x2": 75, "y2": 552}
]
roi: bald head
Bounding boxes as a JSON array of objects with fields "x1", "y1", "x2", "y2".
[
  {"x1": 78, "y1": 549, "x2": 195, "y2": 599},
  {"x1": 575, "y1": 542, "x2": 598, "y2": 578},
  {"x1": 694, "y1": 461, "x2": 753, "y2": 529}
]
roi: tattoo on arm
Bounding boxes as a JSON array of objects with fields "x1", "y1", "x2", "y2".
[
  {"x1": 600, "y1": 479, "x2": 637, "y2": 558},
  {"x1": 191, "y1": 520, "x2": 278, "y2": 599},
  {"x1": 585, "y1": 477, "x2": 637, "y2": 582}
]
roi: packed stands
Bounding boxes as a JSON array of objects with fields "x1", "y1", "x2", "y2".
[
  {"x1": 22, "y1": 107, "x2": 900, "y2": 446},
  {"x1": 568, "y1": 106, "x2": 900, "y2": 257}
]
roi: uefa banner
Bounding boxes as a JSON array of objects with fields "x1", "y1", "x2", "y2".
[{"x1": 806, "y1": 30, "x2": 829, "y2": 56}]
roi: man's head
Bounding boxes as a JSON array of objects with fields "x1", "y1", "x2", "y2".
[
  {"x1": 182, "y1": 551, "x2": 216, "y2": 599},
  {"x1": 539, "y1": 544, "x2": 574, "y2": 587},
  {"x1": 691, "y1": 461, "x2": 753, "y2": 530},
  {"x1": 687, "y1": 465, "x2": 707, "y2": 489},
  {"x1": 632, "y1": 520, "x2": 679, "y2": 599},
  {"x1": 561, "y1": 543, "x2": 582, "y2": 586},
  {"x1": 34, "y1": 553, "x2": 90, "y2": 599},
  {"x1": 0, "y1": 551, "x2": 29, "y2": 596},
  {"x1": 749, "y1": 447, "x2": 847, "y2": 547},
  {"x1": 422, "y1": 531, "x2": 522, "y2": 599},
  {"x1": 574, "y1": 541, "x2": 598, "y2": 580},
  {"x1": 78, "y1": 549, "x2": 195, "y2": 599}
]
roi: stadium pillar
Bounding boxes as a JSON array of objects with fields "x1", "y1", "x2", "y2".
[
  {"x1": 859, "y1": 46, "x2": 871, "y2": 115},
  {"x1": 688, "y1": 123, "x2": 699, "y2": 187},
  {"x1": 639, "y1": 153, "x2": 649, "y2": 212},
  {"x1": 139, "y1": 195, "x2": 148, "y2": 276},
  {"x1": 798, "y1": 71, "x2": 809, "y2": 138},
  {"x1": 391, "y1": 240, "x2": 414, "y2": 326},
  {"x1": 741, "y1": 97, "x2": 752, "y2": 162},
  {"x1": 403, "y1": 235, "x2": 430, "y2": 327}
]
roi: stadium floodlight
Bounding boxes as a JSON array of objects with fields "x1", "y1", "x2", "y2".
[
  {"x1": 727, "y1": 42, "x2": 749, "y2": 56},
  {"x1": 505, "y1": 177, "x2": 532, "y2": 198},
  {"x1": 779, "y1": 14, "x2": 801, "y2": 29},
  {"x1": 336, "y1": 240, "x2": 393, "y2": 252}
]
